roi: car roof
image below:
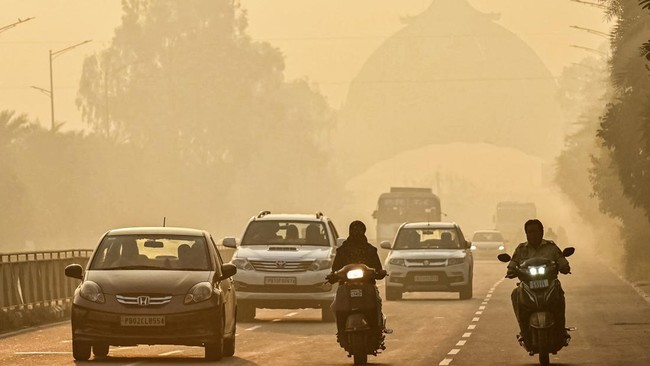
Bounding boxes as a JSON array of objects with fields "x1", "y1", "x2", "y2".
[
  {"x1": 106, "y1": 227, "x2": 206, "y2": 236},
  {"x1": 252, "y1": 213, "x2": 327, "y2": 222},
  {"x1": 401, "y1": 222, "x2": 458, "y2": 229}
]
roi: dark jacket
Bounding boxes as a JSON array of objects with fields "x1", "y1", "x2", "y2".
[
  {"x1": 332, "y1": 236, "x2": 383, "y2": 273},
  {"x1": 508, "y1": 239, "x2": 570, "y2": 273}
]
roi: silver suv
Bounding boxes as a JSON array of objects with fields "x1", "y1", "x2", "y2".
[{"x1": 223, "y1": 211, "x2": 342, "y2": 322}]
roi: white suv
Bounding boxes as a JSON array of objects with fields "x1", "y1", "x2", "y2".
[
  {"x1": 380, "y1": 222, "x2": 474, "y2": 300},
  {"x1": 223, "y1": 211, "x2": 342, "y2": 322}
]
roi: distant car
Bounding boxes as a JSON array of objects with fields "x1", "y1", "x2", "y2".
[
  {"x1": 381, "y1": 222, "x2": 474, "y2": 300},
  {"x1": 65, "y1": 227, "x2": 237, "y2": 361},
  {"x1": 223, "y1": 211, "x2": 342, "y2": 322},
  {"x1": 470, "y1": 230, "x2": 507, "y2": 259}
]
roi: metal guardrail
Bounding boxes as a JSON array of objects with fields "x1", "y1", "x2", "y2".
[{"x1": 0, "y1": 249, "x2": 93, "y2": 310}]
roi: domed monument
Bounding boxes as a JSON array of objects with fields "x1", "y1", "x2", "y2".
[{"x1": 336, "y1": 0, "x2": 563, "y2": 171}]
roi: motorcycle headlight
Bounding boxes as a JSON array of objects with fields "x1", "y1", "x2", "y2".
[
  {"x1": 388, "y1": 258, "x2": 405, "y2": 266},
  {"x1": 309, "y1": 259, "x2": 332, "y2": 271},
  {"x1": 80, "y1": 281, "x2": 105, "y2": 304},
  {"x1": 346, "y1": 269, "x2": 364, "y2": 279},
  {"x1": 498, "y1": 245, "x2": 505, "y2": 251},
  {"x1": 231, "y1": 258, "x2": 254, "y2": 271},
  {"x1": 184, "y1": 282, "x2": 213, "y2": 304},
  {"x1": 528, "y1": 266, "x2": 546, "y2": 276},
  {"x1": 448, "y1": 257, "x2": 465, "y2": 266}
]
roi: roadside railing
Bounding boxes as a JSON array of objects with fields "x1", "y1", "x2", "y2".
[{"x1": 0, "y1": 249, "x2": 93, "y2": 310}]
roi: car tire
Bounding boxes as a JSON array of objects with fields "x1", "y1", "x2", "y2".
[
  {"x1": 236, "y1": 303, "x2": 256, "y2": 322},
  {"x1": 385, "y1": 287, "x2": 402, "y2": 301},
  {"x1": 459, "y1": 277, "x2": 473, "y2": 300},
  {"x1": 205, "y1": 314, "x2": 225, "y2": 361},
  {"x1": 72, "y1": 340, "x2": 91, "y2": 361},
  {"x1": 321, "y1": 303, "x2": 335, "y2": 322},
  {"x1": 92, "y1": 343, "x2": 109, "y2": 358},
  {"x1": 223, "y1": 334, "x2": 236, "y2": 357}
]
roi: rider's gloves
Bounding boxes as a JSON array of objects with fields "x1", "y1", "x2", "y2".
[
  {"x1": 506, "y1": 268, "x2": 518, "y2": 278},
  {"x1": 325, "y1": 272, "x2": 338, "y2": 284},
  {"x1": 375, "y1": 269, "x2": 387, "y2": 280},
  {"x1": 559, "y1": 264, "x2": 571, "y2": 274}
]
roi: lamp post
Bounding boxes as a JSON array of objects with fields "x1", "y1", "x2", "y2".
[
  {"x1": 0, "y1": 17, "x2": 35, "y2": 35},
  {"x1": 45, "y1": 40, "x2": 92, "y2": 131}
]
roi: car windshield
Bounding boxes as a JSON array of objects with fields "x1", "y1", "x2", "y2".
[
  {"x1": 393, "y1": 228, "x2": 461, "y2": 250},
  {"x1": 90, "y1": 235, "x2": 211, "y2": 270},
  {"x1": 241, "y1": 221, "x2": 329, "y2": 246},
  {"x1": 472, "y1": 231, "x2": 504, "y2": 242}
]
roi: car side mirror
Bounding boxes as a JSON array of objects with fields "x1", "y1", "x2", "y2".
[
  {"x1": 562, "y1": 247, "x2": 575, "y2": 257},
  {"x1": 219, "y1": 263, "x2": 237, "y2": 280},
  {"x1": 222, "y1": 237, "x2": 237, "y2": 248},
  {"x1": 465, "y1": 240, "x2": 471, "y2": 249},
  {"x1": 65, "y1": 264, "x2": 83, "y2": 280},
  {"x1": 497, "y1": 253, "x2": 511, "y2": 263},
  {"x1": 336, "y1": 238, "x2": 345, "y2": 248},
  {"x1": 380, "y1": 241, "x2": 392, "y2": 250}
]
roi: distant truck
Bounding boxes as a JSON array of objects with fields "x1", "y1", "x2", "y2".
[
  {"x1": 494, "y1": 201, "x2": 537, "y2": 251},
  {"x1": 372, "y1": 187, "x2": 441, "y2": 244}
]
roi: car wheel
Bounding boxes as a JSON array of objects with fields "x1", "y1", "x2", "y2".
[
  {"x1": 459, "y1": 278, "x2": 473, "y2": 300},
  {"x1": 321, "y1": 303, "x2": 335, "y2": 322},
  {"x1": 223, "y1": 335, "x2": 236, "y2": 357},
  {"x1": 205, "y1": 314, "x2": 225, "y2": 361},
  {"x1": 236, "y1": 303, "x2": 256, "y2": 322},
  {"x1": 72, "y1": 340, "x2": 91, "y2": 361},
  {"x1": 92, "y1": 343, "x2": 109, "y2": 358},
  {"x1": 385, "y1": 287, "x2": 402, "y2": 301}
]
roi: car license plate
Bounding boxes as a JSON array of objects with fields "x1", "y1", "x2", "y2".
[
  {"x1": 120, "y1": 315, "x2": 165, "y2": 327},
  {"x1": 264, "y1": 277, "x2": 297, "y2": 285},
  {"x1": 350, "y1": 289, "x2": 363, "y2": 297},
  {"x1": 414, "y1": 275, "x2": 438, "y2": 282},
  {"x1": 529, "y1": 279, "x2": 549, "y2": 289}
]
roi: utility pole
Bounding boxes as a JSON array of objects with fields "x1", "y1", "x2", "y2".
[{"x1": 0, "y1": 17, "x2": 35, "y2": 35}]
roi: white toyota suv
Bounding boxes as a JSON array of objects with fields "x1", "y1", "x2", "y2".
[
  {"x1": 380, "y1": 222, "x2": 474, "y2": 300},
  {"x1": 223, "y1": 211, "x2": 342, "y2": 322}
]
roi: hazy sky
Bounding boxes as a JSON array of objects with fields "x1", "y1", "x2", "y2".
[{"x1": 1, "y1": 0, "x2": 609, "y2": 131}]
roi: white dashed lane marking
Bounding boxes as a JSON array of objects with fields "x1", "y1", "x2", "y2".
[
  {"x1": 438, "y1": 278, "x2": 504, "y2": 366},
  {"x1": 245, "y1": 325, "x2": 262, "y2": 331},
  {"x1": 15, "y1": 352, "x2": 71, "y2": 355},
  {"x1": 159, "y1": 350, "x2": 182, "y2": 356}
]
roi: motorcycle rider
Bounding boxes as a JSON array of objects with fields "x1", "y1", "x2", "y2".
[
  {"x1": 329, "y1": 220, "x2": 386, "y2": 345},
  {"x1": 507, "y1": 219, "x2": 571, "y2": 346}
]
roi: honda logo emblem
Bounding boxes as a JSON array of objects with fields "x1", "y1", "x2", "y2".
[
  {"x1": 137, "y1": 296, "x2": 150, "y2": 306},
  {"x1": 275, "y1": 260, "x2": 286, "y2": 269}
]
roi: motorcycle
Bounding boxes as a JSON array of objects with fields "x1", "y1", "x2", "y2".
[
  {"x1": 326, "y1": 264, "x2": 390, "y2": 365},
  {"x1": 497, "y1": 247, "x2": 575, "y2": 366}
]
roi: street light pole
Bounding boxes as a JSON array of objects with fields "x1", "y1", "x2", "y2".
[
  {"x1": 47, "y1": 39, "x2": 92, "y2": 131},
  {"x1": 0, "y1": 17, "x2": 35, "y2": 35}
]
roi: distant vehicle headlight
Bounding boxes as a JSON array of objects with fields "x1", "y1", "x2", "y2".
[
  {"x1": 80, "y1": 281, "x2": 105, "y2": 304},
  {"x1": 231, "y1": 258, "x2": 254, "y2": 271},
  {"x1": 447, "y1": 257, "x2": 465, "y2": 266},
  {"x1": 471, "y1": 245, "x2": 477, "y2": 250},
  {"x1": 528, "y1": 265, "x2": 546, "y2": 276},
  {"x1": 346, "y1": 269, "x2": 364, "y2": 279},
  {"x1": 388, "y1": 258, "x2": 405, "y2": 266},
  {"x1": 498, "y1": 245, "x2": 505, "y2": 251},
  {"x1": 184, "y1": 282, "x2": 213, "y2": 304},
  {"x1": 309, "y1": 259, "x2": 332, "y2": 271}
]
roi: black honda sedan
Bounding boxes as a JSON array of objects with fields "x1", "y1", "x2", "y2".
[{"x1": 65, "y1": 227, "x2": 237, "y2": 361}]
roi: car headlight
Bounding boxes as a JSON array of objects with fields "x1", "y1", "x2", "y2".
[
  {"x1": 498, "y1": 245, "x2": 505, "y2": 251},
  {"x1": 388, "y1": 258, "x2": 405, "y2": 266},
  {"x1": 80, "y1": 281, "x2": 105, "y2": 304},
  {"x1": 528, "y1": 266, "x2": 546, "y2": 276},
  {"x1": 309, "y1": 259, "x2": 332, "y2": 271},
  {"x1": 231, "y1": 258, "x2": 254, "y2": 271},
  {"x1": 184, "y1": 282, "x2": 213, "y2": 304},
  {"x1": 346, "y1": 269, "x2": 364, "y2": 279},
  {"x1": 471, "y1": 245, "x2": 477, "y2": 250},
  {"x1": 448, "y1": 257, "x2": 465, "y2": 266}
]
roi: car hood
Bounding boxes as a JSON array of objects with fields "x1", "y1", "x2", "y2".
[
  {"x1": 85, "y1": 270, "x2": 212, "y2": 295},
  {"x1": 472, "y1": 241, "x2": 504, "y2": 249},
  {"x1": 389, "y1": 249, "x2": 466, "y2": 259},
  {"x1": 235, "y1": 245, "x2": 333, "y2": 260}
]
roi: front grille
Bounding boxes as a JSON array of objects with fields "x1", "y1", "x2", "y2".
[
  {"x1": 249, "y1": 260, "x2": 312, "y2": 272},
  {"x1": 404, "y1": 258, "x2": 447, "y2": 267},
  {"x1": 116, "y1": 295, "x2": 172, "y2": 306}
]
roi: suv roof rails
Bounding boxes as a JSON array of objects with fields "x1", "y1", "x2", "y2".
[
  {"x1": 316, "y1": 212, "x2": 324, "y2": 219},
  {"x1": 257, "y1": 210, "x2": 271, "y2": 218}
]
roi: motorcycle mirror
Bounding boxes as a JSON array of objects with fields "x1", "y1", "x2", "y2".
[
  {"x1": 497, "y1": 253, "x2": 511, "y2": 263},
  {"x1": 562, "y1": 247, "x2": 575, "y2": 257}
]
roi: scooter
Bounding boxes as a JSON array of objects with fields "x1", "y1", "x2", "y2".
[
  {"x1": 497, "y1": 247, "x2": 575, "y2": 366},
  {"x1": 326, "y1": 264, "x2": 390, "y2": 365}
]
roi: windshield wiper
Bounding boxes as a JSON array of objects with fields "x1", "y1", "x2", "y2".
[{"x1": 102, "y1": 265, "x2": 164, "y2": 270}]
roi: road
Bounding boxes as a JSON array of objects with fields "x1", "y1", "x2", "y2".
[{"x1": 1, "y1": 248, "x2": 648, "y2": 365}]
